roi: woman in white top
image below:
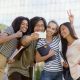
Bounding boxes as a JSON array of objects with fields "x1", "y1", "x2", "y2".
[{"x1": 59, "y1": 22, "x2": 80, "y2": 80}]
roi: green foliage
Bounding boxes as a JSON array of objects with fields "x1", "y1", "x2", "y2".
[
  {"x1": 0, "y1": 24, "x2": 7, "y2": 30},
  {"x1": 35, "y1": 66, "x2": 41, "y2": 80}
]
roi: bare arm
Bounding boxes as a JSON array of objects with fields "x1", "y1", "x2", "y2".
[
  {"x1": 35, "y1": 49, "x2": 55, "y2": 62},
  {"x1": 67, "y1": 10, "x2": 77, "y2": 36},
  {"x1": 0, "y1": 31, "x2": 22, "y2": 44},
  {"x1": 21, "y1": 33, "x2": 39, "y2": 46}
]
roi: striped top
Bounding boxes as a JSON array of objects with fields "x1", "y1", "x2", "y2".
[
  {"x1": 36, "y1": 36, "x2": 63, "y2": 72},
  {"x1": 0, "y1": 27, "x2": 18, "y2": 59}
]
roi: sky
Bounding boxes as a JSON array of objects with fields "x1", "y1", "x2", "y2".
[{"x1": 0, "y1": 0, "x2": 80, "y2": 36}]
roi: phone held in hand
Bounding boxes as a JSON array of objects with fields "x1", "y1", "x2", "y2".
[{"x1": 35, "y1": 31, "x2": 46, "y2": 38}]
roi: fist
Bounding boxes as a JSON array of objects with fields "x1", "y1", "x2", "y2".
[
  {"x1": 31, "y1": 33, "x2": 39, "y2": 41},
  {"x1": 15, "y1": 31, "x2": 23, "y2": 38}
]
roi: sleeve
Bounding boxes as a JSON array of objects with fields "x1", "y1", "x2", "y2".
[
  {"x1": 36, "y1": 39, "x2": 45, "y2": 49},
  {"x1": 3, "y1": 27, "x2": 13, "y2": 35}
]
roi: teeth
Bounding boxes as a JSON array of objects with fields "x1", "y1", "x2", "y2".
[{"x1": 23, "y1": 28, "x2": 27, "y2": 30}]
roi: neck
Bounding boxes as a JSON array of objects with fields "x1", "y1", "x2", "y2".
[
  {"x1": 46, "y1": 35, "x2": 53, "y2": 43},
  {"x1": 66, "y1": 35, "x2": 75, "y2": 46}
]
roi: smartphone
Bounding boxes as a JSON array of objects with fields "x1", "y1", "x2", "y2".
[{"x1": 35, "y1": 31, "x2": 46, "y2": 38}]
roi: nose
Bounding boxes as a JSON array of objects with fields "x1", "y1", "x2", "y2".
[
  {"x1": 61, "y1": 31, "x2": 63, "y2": 34},
  {"x1": 24, "y1": 24, "x2": 28, "y2": 29}
]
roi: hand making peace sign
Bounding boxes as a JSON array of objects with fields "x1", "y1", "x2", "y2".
[{"x1": 67, "y1": 10, "x2": 74, "y2": 23}]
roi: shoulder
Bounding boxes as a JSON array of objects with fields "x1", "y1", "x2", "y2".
[
  {"x1": 52, "y1": 35, "x2": 60, "y2": 43},
  {"x1": 69, "y1": 39, "x2": 80, "y2": 47},
  {"x1": 36, "y1": 38, "x2": 46, "y2": 48},
  {"x1": 75, "y1": 39, "x2": 80, "y2": 45},
  {"x1": 38, "y1": 38, "x2": 45, "y2": 43},
  {"x1": 3, "y1": 26, "x2": 14, "y2": 35}
]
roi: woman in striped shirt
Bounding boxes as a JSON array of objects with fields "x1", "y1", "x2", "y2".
[{"x1": 36, "y1": 20, "x2": 63, "y2": 80}]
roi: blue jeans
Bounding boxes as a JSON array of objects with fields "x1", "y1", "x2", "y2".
[{"x1": 40, "y1": 70, "x2": 63, "y2": 80}]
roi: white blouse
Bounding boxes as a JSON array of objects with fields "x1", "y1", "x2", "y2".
[{"x1": 66, "y1": 39, "x2": 80, "y2": 80}]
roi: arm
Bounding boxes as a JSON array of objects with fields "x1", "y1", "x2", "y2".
[
  {"x1": 21, "y1": 33, "x2": 39, "y2": 46},
  {"x1": 36, "y1": 51, "x2": 49, "y2": 62},
  {"x1": 67, "y1": 10, "x2": 77, "y2": 36},
  {"x1": 35, "y1": 49, "x2": 55, "y2": 62},
  {"x1": 0, "y1": 31, "x2": 22, "y2": 44}
]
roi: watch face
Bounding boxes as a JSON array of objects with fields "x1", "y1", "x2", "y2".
[{"x1": 44, "y1": 45, "x2": 48, "y2": 48}]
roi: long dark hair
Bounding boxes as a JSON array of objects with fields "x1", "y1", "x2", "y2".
[
  {"x1": 29, "y1": 16, "x2": 47, "y2": 33},
  {"x1": 12, "y1": 16, "x2": 30, "y2": 35},
  {"x1": 59, "y1": 22, "x2": 78, "y2": 60},
  {"x1": 48, "y1": 20, "x2": 59, "y2": 36}
]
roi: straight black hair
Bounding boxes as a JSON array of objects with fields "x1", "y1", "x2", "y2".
[{"x1": 59, "y1": 22, "x2": 78, "y2": 60}]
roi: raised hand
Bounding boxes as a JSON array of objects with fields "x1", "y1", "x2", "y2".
[
  {"x1": 30, "y1": 32, "x2": 39, "y2": 41},
  {"x1": 15, "y1": 30, "x2": 23, "y2": 38},
  {"x1": 67, "y1": 10, "x2": 74, "y2": 23}
]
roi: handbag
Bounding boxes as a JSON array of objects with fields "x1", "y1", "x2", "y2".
[
  {"x1": 37, "y1": 44, "x2": 55, "y2": 62},
  {"x1": 63, "y1": 67, "x2": 73, "y2": 80}
]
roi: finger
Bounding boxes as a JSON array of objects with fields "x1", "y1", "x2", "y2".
[
  {"x1": 19, "y1": 30, "x2": 23, "y2": 33},
  {"x1": 69, "y1": 9, "x2": 74, "y2": 17},
  {"x1": 67, "y1": 10, "x2": 70, "y2": 16},
  {"x1": 69, "y1": 9, "x2": 71, "y2": 15}
]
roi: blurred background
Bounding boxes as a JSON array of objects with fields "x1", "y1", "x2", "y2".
[
  {"x1": 0, "y1": 0, "x2": 80, "y2": 37},
  {"x1": 0, "y1": 0, "x2": 80, "y2": 80}
]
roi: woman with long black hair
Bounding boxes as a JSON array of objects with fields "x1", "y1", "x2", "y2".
[{"x1": 59, "y1": 22, "x2": 80, "y2": 80}]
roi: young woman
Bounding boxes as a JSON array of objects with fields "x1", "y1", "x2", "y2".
[
  {"x1": 59, "y1": 22, "x2": 80, "y2": 80},
  {"x1": 0, "y1": 16, "x2": 29, "y2": 80},
  {"x1": 36, "y1": 20, "x2": 63, "y2": 80},
  {"x1": 8, "y1": 16, "x2": 47, "y2": 80},
  {"x1": 62, "y1": 10, "x2": 75, "y2": 80}
]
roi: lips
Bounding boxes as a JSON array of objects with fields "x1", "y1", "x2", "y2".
[
  {"x1": 21, "y1": 27, "x2": 28, "y2": 32},
  {"x1": 61, "y1": 33, "x2": 66, "y2": 38}
]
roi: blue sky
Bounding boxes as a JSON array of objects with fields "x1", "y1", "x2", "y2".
[{"x1": 0, "y1": 0, "x2": 80, "y2": 37}]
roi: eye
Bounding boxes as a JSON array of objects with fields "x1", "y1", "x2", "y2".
[
  {"x1": 47, "y1": 26, "x2": 50, "y2": 28},
  {"x1": 52, "y1": 28, "x2": 56, "y2": 30},
  {"x1": 21, "y1": 22, "x2": 25, "y2": 25},
  {"x1": 62, "y1": 28, "x2": 65, "y2": 31}
]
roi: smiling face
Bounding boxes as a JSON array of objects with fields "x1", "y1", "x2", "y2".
[
  {"x1": 60, "y1": 25, "x2": 70, "y2": 39},
  {"x1": 34, "y1": 20, "x2": 45, "y2": 32},
  {"x1": 20, "y1": 20, "x2": 28, "y2": 33},
  {"x1": 46, "y1": 22, "x2": 57, "y2": 37}
]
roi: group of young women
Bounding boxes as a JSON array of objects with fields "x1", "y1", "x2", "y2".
[{"x1": 0, "y1": 10, "x2": 80, "y2": 80}]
